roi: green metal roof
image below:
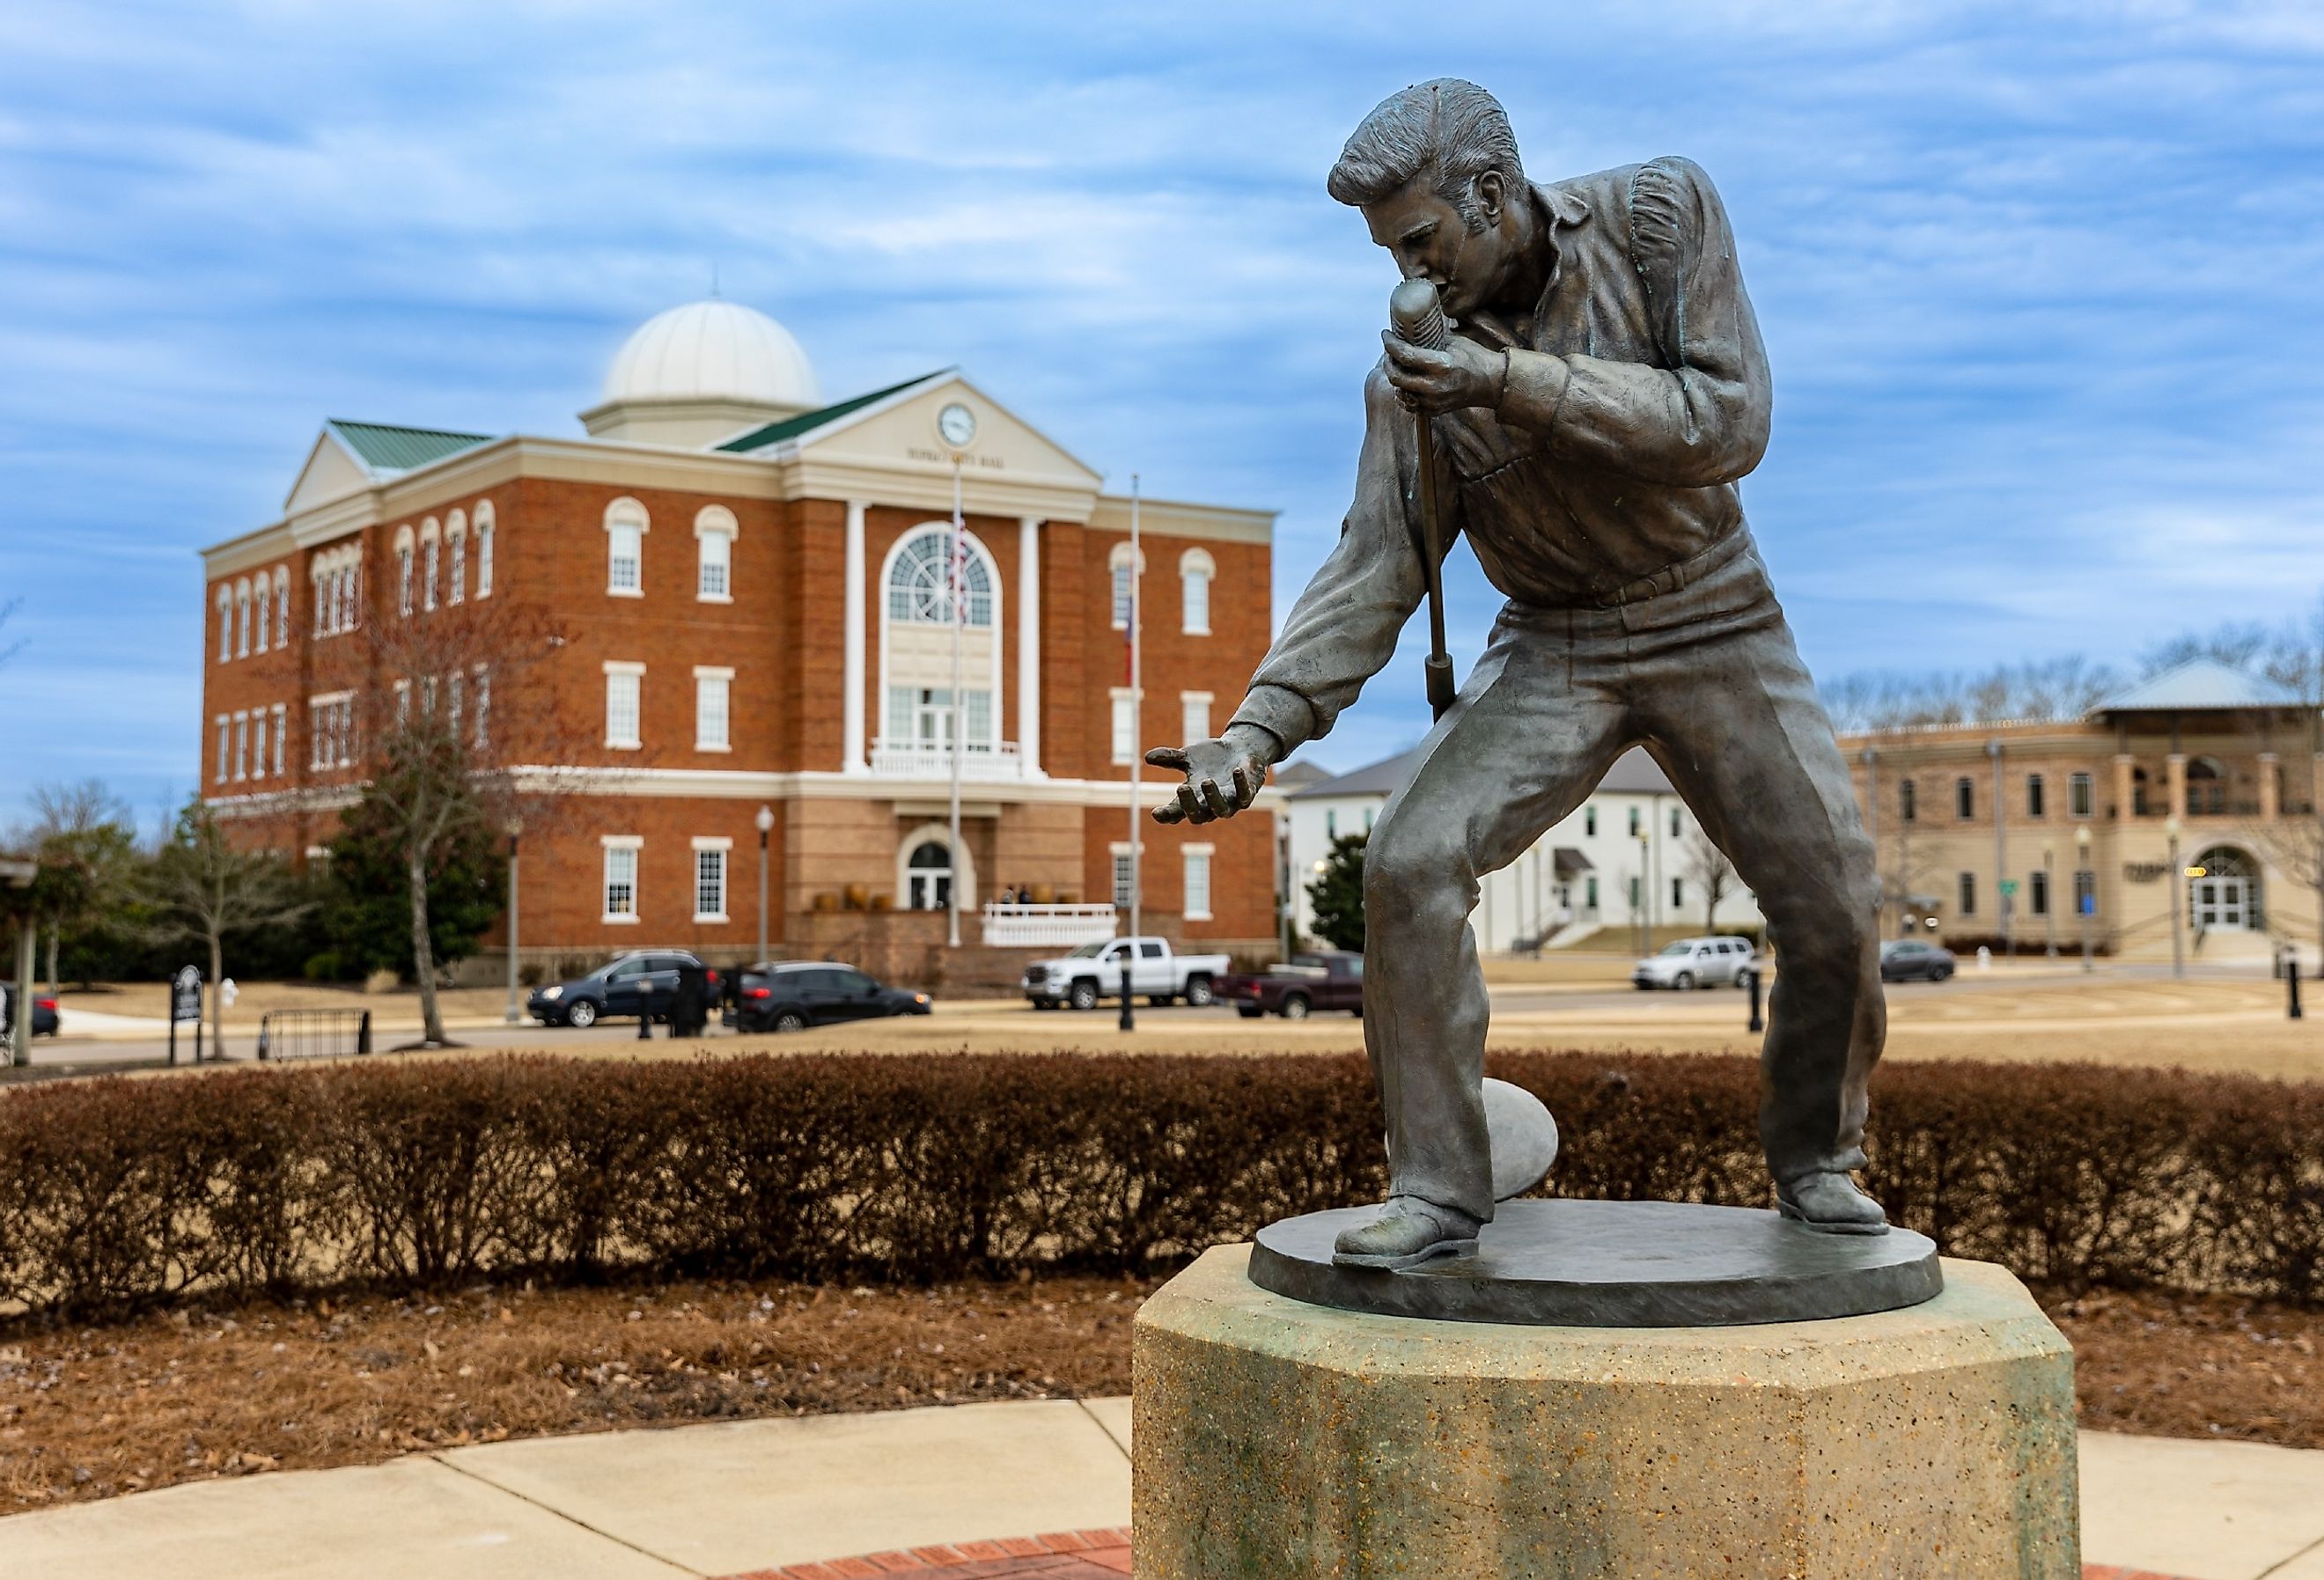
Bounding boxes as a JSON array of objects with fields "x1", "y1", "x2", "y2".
[
  {"x1": 327, "y1": 419, "x2": 496, "y2": 474},
  {"x1": 716, "y1": 372, "x2": 945, "y2": 454}
]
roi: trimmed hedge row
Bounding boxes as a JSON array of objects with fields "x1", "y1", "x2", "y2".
[{"x1": 0, "y1": 1051, "x2": 2318, "y2": 1321}]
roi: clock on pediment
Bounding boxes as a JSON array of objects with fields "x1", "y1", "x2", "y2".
[{"x1": 936, "y1": 401, "x2": 978, "y2": 451}]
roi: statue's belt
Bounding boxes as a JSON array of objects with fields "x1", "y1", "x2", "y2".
[{"x1": 1570, "y1": 528, "x2": 1752, "y2": 610}]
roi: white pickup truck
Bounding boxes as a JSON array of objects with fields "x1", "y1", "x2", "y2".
[{"x1": 1021, "y1": 937, "x2": 1233, "y2": 1011}]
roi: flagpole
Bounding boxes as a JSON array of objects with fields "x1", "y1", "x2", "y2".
[
  {"x1": 947, "y1": 451, "x2": 966, "y2": 949},
  {"x1": 1129, "y1": 473, "x2": 1142, "y2": 947}
]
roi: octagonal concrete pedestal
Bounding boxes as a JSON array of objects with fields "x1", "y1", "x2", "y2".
[{"x1": 1132, "y1": 1246, "x2": 2078, "y2": 1580}]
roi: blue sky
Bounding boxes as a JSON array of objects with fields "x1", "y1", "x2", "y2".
[{"x1": 4, "y1": 1, "x2": 2321, "y2": 828}]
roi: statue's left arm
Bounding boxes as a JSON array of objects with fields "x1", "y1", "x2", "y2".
[{"x1": 1498, "y1": 157, "x2": 1773, "y2": 489}]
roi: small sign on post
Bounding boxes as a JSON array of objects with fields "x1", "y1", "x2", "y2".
[
  {"x1": 168, "y1": 966, "x2": 202, "y2": 1067},
  {"x1": 1997, "y1": 879, "x2": 2019, "y2": 897}
]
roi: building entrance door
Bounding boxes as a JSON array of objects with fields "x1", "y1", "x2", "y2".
[
  {"x1": 912, "y1": 690, "x2": 955, "y2": 752},
  {"x1": 907, "y1": 841, "x2": 952, "y2": 911},
  {"x1": 2188, "y1": 847, "x2": 2260, "y2": 932}
]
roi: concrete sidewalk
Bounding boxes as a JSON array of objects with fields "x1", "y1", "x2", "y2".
[{"x1": 0, "y1": 1400, "x2": 2317, "y2": 1578}]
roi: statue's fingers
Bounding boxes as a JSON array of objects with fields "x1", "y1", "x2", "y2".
[
  {"x1": 1151, "y1": 797, "x2": 1188, "y2": 826},
  {"x1": 1145, "y1": 746, "x2": 1189, "y2": 770},
  {"x1": 1174, "y1": 783, "x2": 1207, "y2": 824},
  {"x1": 1198, "y1": 776, "x2": 1233, "y2": 819},
  {"x1": 1229, "y1": 763, "x2": 1255, "y2": 805}
]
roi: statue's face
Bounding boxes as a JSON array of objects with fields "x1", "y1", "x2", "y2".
[{"x1": 1363, "y1": 170, "x2": 1512, "y2": 321}]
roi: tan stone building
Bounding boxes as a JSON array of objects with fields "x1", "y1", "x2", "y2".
[
  {"x1": 195, "y1": 299, "x2": 1283, "y2": 985},
  {"x1": 1840, "y1": 659, "x2": 2322, "y2": 963}
]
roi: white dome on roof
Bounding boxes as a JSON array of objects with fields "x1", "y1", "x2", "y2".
[{"x1": 601, "y1": 299, "x2": 820, "y2": 410}]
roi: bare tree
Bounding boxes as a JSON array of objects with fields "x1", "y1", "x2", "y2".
[
  {"x1": 311, "y1": 586, "x2": 575, "y2": 1047},
  {"x1": 25, "y1": 780, "x2": 137, "y2": 990},
  {"x1": 1876, "y1": 794, "x2": 1935, "y2": 941},
  {"x1": 1681, "y1": 825, "x2": 1737, "y2": 931},
  {"x1": 1820, "y1": 656, "x2": 2117, "y2": 732},
  {"x1": 145, "y1": 802, "x2": 313, "y2": 1051}
]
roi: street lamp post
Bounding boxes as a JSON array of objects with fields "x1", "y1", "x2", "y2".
[
  {"x1": 503, "y1": 818, "x2": 523, "y2": 1025},
  {"x1": 1635, "y1": 829, "x2": 1650, "y2": 955},
  {"x1": 2075, "y1": 824, "x2": 2092, "y2": 973},
  {"x1": 754, "y1": 805, "x2": 774, "y2": 966},
  {"x1": 2166, "y1": 814, "x2": 2185, "y2": 980}
]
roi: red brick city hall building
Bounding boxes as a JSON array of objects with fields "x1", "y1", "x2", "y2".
[{"x1": 196, "y1": 299, "x2": 1282, "y2": 985}]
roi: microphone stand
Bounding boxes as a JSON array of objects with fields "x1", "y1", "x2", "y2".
[{"x1": 1390, "y1": 280, "x2": 1457, "y2": 720}]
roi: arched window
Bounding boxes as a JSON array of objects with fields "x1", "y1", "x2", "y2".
[
  {"x1": 235, "y1": 580, "x2": 251, "y2": 657},
  {"x1": 887, "y1": 526, "x2": 993, "y2": 627},
  {"x1": 1179, "y1": 547, "x2": 1215, "y2": 636},
  {"x1": 446, "y1": 511, "x2": 467, "y2": 605},
  {"x1": 695, "y1": 505, "x2": 737, "y2": 601},
  {"x1": 605, "y1": 497, "x2": 649, "y2": 595},
  {"x1": 216, "y1": 586, "x2": 232, "y2": 663},
  {"x1": 474, "y1": 501, "x2": 495, "y2": 598},
  {"x1": 420, "y1": 519, "x2": 441, "y2": 612},
  {"x1": 275, "y1": 568, "x2": 290, "y2": 647},
  {"x1": 1107, "y1": 541, "x2": 1145, "y2": 630},
  {"x1": 252, "y1": 577, "x2": 269, "y2": 654},
  {"x1": 394, "y1": 526, "x2": 416, "y2": 617},
  {"x1": 906, "y1": 840, "x2": 952, "y2": 911}
]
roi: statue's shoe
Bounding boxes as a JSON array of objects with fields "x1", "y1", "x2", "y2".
[
  {"x1": 1776, "y1": 1172, "x2": 1890, "y2": 1236},
  {"x1": 1331, "y1": 1196, "x2": 1483, "y2": 1270}
]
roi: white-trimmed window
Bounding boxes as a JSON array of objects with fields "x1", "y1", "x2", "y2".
[
  {"x1": 692, "y1": 836, "x2": 732, "y2": 922},
  {"x1": 233, "y1": 711, "x2": 250, "y2": 782},
  {"x1": 310, "y1": 693, "x2": 354, "y2": 769},
  {"x1": 695, "y1": 666, "x2": 732, "y2": 752},
  {"x1": 1183, "y1": 844, "x2": 1214, "y2": 921},
  {"x1": 421, "y1": 519, "x2": 441, "y2": 612},
  {"x1": 271, "y1": 704, "x2": 287, "y2": 777},
  {"x1": 235, "y1": 581, "x2": 251, "y2": 658},
  {"x1": 1180, "y1": 547, "x2": 1215, "y2": 636},
  {"x1": 1111, "y1": 688, "x2": 1136, "y2": 765},
  {"x1": 472, "y1": 665, "x2": 490, "y2": 749},
  {"x1": 605, "y1": 661, "x2": 644, "y2": 749},
  {"x1": 1111, "y1": 843, "x2": 1139, "y2": 908},
  {"x1": 214, "y1": 716, "x2": 228, "y2": 782},
  {"x1": 888, "y1": 525, "x2": 993, "y2": 626},
  {"x1": 447, "y1": 670, "x2": 465, "y2": 739},
  {"x1": 394, "y1": 679, "x2": 411, "y2": 726},
  {"x1": 253, "y1": 578, "x2": 270, "y2": 654},
  {"x1": 602, "y1": 836, "x2": 642, "y2": 922},
  {"x1": 1108, "y1": 542, "x2": 1144, "y2": 630},
  {"x1": 1180, "y1": 690, "x2": 1212, "y2": 746},
  {"x1": 474, "y1": 502, "x2": 495, "y2": 598},
  {"x1": 275, "y1": 567, "x2": 290, "y2": 646},
  {"x1": 695, "y1": 505, "x2": 736, "y2": 602},
  {"x1": 606, "y1": 497, "x2": 648, "y2": 596},
  {"x1": 395, "y1": 529, "x2": 416, "y2": 617},
  {"x1": 216, "y1": 588, "x2": 232, "y2": 663},
  {"x1": 447, "y1": 517, "x2": 467, "y2": 605}
]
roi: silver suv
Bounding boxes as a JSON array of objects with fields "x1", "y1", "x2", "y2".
[{"x1": 1631, "y1": 936, "x2": 1758, "y2": 990}]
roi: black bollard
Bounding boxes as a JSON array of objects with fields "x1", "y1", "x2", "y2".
[
  {"x1": 2291, "y1": 959, "x2": 2305, "y2": 1021},
  {"x1": 637, "y1": 1004, "x2": 653, "y2": 1040},
  {"x1": 1746, "y1": 966, "x2": 1765, "y2": 1034},
  {"x1": 1119, "y1": 952, "x2": 1136, "y2": 1032}
]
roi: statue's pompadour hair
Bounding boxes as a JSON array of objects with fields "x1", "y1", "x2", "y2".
[{"x1": 1327, "y1": 78, "x2": 1523, "y2": 229}]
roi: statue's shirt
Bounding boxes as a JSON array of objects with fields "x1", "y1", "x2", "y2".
[{"x1": 1234, "y1": 157, "x2": 1774, "y2": 754}]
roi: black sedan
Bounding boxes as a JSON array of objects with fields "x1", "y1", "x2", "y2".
[
  {"x1": 0, "y1": 986, "x2": 59, "y2": 1038},
  {"x1": 1879, "y1": 939, "x2": 1957, "y2": 982},
  {"x1": 528, "y1": 951, "x2": 717, "y2": 1027},
  {"x1": 725, "y1": 962, "x2": 931, "y2": 1033}
]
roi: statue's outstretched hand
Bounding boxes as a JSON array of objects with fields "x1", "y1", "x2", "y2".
[{"x1": 1148, "y1": 728, "x2": 1274, "y2": 825}]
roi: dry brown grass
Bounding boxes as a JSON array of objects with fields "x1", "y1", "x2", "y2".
[
  {"x1": 0, "y1": 1275, "x2": 1144, "y2": 1510},
  {"x1": 2051, "y1": 1287, "x2": 2324, "y2": 1448}
]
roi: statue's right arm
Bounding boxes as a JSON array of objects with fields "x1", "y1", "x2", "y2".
[{"x1": 1225, "y1": 364, "x2": 1429, "y2": 761}]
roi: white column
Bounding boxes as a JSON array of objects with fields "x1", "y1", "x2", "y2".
[
  {"x1": 1019, "y1": 515, "x2": 1043, "y2": 776},
  {"x1": 842, "y1": 500, "x2": 867, "y2": 773}
]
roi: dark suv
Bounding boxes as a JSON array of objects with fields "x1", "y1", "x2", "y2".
[
  {"x1": 0, "y1": 986, "x2": 59, "y2": 1038},
  {"x1": 724, "y1": 962, "x2": 931, "y2": 1033},
  {"x1": 528, "y1": 951, "x2": 717, "y2": 1028}
]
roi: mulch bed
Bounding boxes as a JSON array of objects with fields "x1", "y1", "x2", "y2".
[{"x1": 2, "y1": 1272, "x2": 2317, "y2": 1512}]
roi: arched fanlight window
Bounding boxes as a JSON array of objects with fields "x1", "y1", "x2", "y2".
[
  {"x1": 275, "y1": 567, "x2": 290, "y2": 647},
  {"x1": 217, "y1": 586, "x2": 232, "y2": 663},
  {"x1": 253, "y1": 577, "x2": 270, "y2": 654},
  {"x1": 1179, "y1": 547, "x2": 1215, "y2": 636},
  {"x1": 235, "y1": 580, "x2": 252, "y2": 657},
  {"x1": 447, "y1": 510, "x2": 467, "y2": 605},
  {"x1": 474, "y1": 501, "x2": 496, "y2": 598},
  {"x1": 886, "y1": 527, "x2": 993, "y2": 627}
]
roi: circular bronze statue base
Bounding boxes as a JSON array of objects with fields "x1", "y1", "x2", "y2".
[{"x1": 1248, "y1": 1198, "x2": 1943, "y2": 1327}]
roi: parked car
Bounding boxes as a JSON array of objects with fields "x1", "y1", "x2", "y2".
[
  {"x1": 1879, "y1": 938, "x2": 1958, "y2": 982},
  {"x1": 1217, "y1": 951, "x2": 1364, "y2": 1019},
  {"x1": 527, "y1": 951, "x2": 720, "y2": 1027},
  {"x1": 1021, "y1": 937, "x2": 1232, "y2": 1011},
  {"x1": 1631, "y1": 936, "x2": 1758, "y2": 990},
  {"x1": 724, "y1": 962, "x2": 931, "y2": 1033},
  {"x1": 0, "y1": 986, "x2": 59, "y2": 1038}
]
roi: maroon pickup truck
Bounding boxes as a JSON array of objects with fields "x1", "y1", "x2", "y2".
[{"x1": 1217, "y1": 951, "x2": 1364, "y2": 1019}]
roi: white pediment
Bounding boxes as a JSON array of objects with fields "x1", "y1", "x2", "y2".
[
  {"x1": 794, "y1": 373, "x2": 1104, "y2": 495},
  {"x1": 283, "y1": 429, "x2": 377, "y2": 514}
]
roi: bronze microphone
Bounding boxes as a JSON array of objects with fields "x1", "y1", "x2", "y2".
[{"x1": 1389, "y1": 280, "x2": 1457, "y2": 720}]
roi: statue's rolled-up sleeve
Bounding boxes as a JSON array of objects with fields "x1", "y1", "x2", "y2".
[
  {"x1": 1231, "y1": 365, "x2": 1430, "y2": 755},
  {"x1": 1498, "y1": 157, "x2": 1771, "y2": 489}
]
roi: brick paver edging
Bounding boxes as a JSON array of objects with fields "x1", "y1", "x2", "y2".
[
  {"x1": 718, "y1": 1527, "x2": 1133, "y2": 1579},
  {"x1": 722, "y1": 1536, "x2": 2182, "y2": 1579}
]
